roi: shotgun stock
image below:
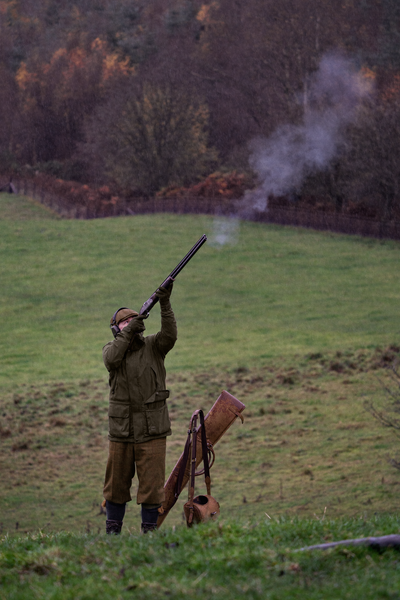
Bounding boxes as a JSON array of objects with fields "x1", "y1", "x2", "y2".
[{"x1": 157, "y1": 390, "x2": 245, "y2": 528}]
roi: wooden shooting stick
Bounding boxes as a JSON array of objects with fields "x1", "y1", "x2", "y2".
[
  {"x1": 157, "y1": 390, "x2": 245, "y2": 528},
  {"x1": 297, "y1": 534, "x2": 400, "y2": 552}
]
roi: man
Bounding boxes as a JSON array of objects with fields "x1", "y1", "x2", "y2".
[{"x1": 102, "y1": 284, "x2": 177, "y2": 534}]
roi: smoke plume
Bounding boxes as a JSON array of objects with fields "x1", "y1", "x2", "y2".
[
  {"x1": 209, "y1": 216, "x2": 240, "y2": 248},
  {"x1": 242, "y1": 52, "x2": 373, "y2": 214}
]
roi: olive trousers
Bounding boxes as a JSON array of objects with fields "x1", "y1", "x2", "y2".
[{"x1": 103, "y1": 437, "x2": 166, "y2": 505}]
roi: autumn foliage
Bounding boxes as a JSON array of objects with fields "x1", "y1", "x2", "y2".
[
  {"x1": 15, "y1": 37, "x2": 132, "y2": 163},
  {"x1": 21, "y1": 170, "x2": 254, "y2": 217},
  {"x1": 0, "y1": 0, "x2": 400, "y2": 217},
  {"x1": 156, "y1": 171, "x2": 254, "y2": 200},
  {"x1": 27, "y1": 174, "x2": 126, "y2": 218}
]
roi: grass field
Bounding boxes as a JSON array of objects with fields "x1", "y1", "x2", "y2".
[
  {"x1": 1, "y1": 192, "x2": 400, "y2": 598},
  {"x1": 2, "y1": 515, "x2": 400, "y2": 600},
  {"x1": 1, "y1": 193, "x2": 399, "y2": 385}
]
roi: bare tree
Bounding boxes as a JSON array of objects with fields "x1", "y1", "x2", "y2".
[
  {"x1": 178, "y1": 0, "x2": 373, "y2": 165},
  {"x1": 364, "y1": 359, "x2": 400, "y2": 470},
  {"x1": 81, "y1": 82, "x2": 217, "y2": 194},
  {"x1": 337, "y1": 83, "x2": 400, "y2": 219}
]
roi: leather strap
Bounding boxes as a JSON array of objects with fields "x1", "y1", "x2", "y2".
[
  {"x1": 174, "y1": 409, "x2": 213, "y2": 504},
  {"x1": 187, "y1": 412, "x2": 199, "y2": 524},
  {"x1": 198, "y1": 410, "x2": 211, "y2": 495},
  {"x1": 175, "y1": 428, "x2": 192, "y2": 499},
  {"x1": 186, "y1": 409, "x2": 213, "y2": 524}
]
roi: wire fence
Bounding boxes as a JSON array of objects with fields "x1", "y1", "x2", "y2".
[{"x1": 9, "y1": 177, "x2": 400, "y2": 241}]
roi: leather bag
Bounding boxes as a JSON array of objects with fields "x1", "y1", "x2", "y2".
[{"x1": 184, "y1": 494, "x2": 220, "y2": 525}]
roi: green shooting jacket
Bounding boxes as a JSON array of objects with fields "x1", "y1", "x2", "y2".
[{"x1": 103, "y1": 301, "x2": 177, "y2": 444}]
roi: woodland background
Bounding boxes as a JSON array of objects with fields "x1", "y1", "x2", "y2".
[{"x1": 1, "y1": 0, "x2": 400, "y2": 220}]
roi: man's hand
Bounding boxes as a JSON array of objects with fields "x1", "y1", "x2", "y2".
[
  {"x1": 156, "y1": 281, "x2": 173, "y2": 305},
  {"x1": 127, "y1": 314, "x2": 147, "y2": 334}
]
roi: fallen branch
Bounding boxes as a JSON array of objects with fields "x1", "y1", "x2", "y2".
[{"x1": 298, "y1": 534, "x2": 400, "y2": 552}]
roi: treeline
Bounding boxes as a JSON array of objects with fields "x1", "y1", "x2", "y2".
[{"x1": 1, "y1": 0, "x2": 400, "y2": 218}]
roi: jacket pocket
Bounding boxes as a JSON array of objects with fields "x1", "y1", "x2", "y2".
[
  {"x1": 144, "y1": 389, "x2": 170, "y2": 405},
  {"x1": 108, "y1": 402, "x2": 130, "y2": 438},
  {"x1": 145, "y1": 401, "x2": 171, "y2": 437}
]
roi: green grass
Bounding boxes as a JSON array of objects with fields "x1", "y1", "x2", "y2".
[
  {"x1": 2, "y1": 192, "x2": 400, "y2": 597},
  {"x1": 2, "y1": 348, "x2": 400, "y2": 536},
  {"x1": 1, "y1": 193, "x2": 400, "y2": 386},
  {"x1": 2, "y1": 515, "x2": 400, "y2": 599}
]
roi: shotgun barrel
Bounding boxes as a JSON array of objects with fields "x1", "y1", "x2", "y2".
[{"x1": 139, "y1": 234, "x2": 207, "y2": 316}]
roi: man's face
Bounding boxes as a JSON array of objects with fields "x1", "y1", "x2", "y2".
[{"x1": 119, "y1": 317, "x2": 133, "y2": 331}]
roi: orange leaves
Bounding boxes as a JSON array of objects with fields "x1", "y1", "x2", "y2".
[
  {"x1": 98, "y1": 185, "x2": 111, "y2": 196},
  {"x1": 380, "y1": 73, "x2": 400, "y2": 104},
  {"x1": 16, "y1": 62, "x2": 41, "y2": 115},
  {"x1": 15, "y1": 36, "x2": 135, "y2": 162},
  {"x1": 31, "y1": 174, "x2": 125, "y2": 217},
  {"x1": 15, "y1": 62, "x2": 38, "y2": 92},
  {"x1": 102, "y1": 53, "x2": 131, "y2": 86},
  {"x1": 1, "y1": 0, "x2": 18, "y2": 20},
  {"x1": 157, "y1": 171, "x2": 253, "y2": 199},
  {"x1": 360, "y1": 66, "x2": 375, "y2": 83},
  {"x1": 196, "y1": 2, "x2": 219, "y2": 26},
  {"x1": 91, "y1": 37, "x2": 133, "y2": 84},
  {"x1": 16, "y1": 38, "x2": 133, "y2": 111}
]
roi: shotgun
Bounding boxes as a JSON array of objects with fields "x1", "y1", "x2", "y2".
[{"x1": 139, "y1": 234, "x2": 207, "y2": 317}]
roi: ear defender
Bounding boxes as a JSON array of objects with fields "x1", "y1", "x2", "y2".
[{"x1": 110, "y1": 307, "x2": 129, "y2": 338}]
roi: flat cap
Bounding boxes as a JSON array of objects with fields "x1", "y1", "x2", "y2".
[{"x1": 113, "y1": 308, "x2": 139, "y2": 325}]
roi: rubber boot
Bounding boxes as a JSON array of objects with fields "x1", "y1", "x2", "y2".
[
  {"x1": 141, "y1": 504, "x2": 160, "y2": 534},
  {"x1": 105, "y1": 500, "x2": 126, "y2": 535},
  {"x1": 106, "y1": 519, "x2": 123, "y2": 534}
]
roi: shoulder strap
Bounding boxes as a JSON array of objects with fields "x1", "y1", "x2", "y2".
[
  {"x1": 198, "y1": 410, "x2": 211, "y2": 495},
  {"x1": 174, "y1": 424, "x2": 192, "y2": 499},
  {"x1": 186, "y1": 411, "x2": 199, "y2": 524}
]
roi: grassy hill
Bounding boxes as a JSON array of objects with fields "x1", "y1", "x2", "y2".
[
  {"x1": 1, "y1": 191, "x2": 400, "y2": 597},
  {"x1": 1, "y1": 193, "x2": 399, "y2": 386}
]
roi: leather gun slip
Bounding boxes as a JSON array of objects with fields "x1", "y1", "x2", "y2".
[{"x1": 157, "y1": 390, "x2": 245, "y2": 528}]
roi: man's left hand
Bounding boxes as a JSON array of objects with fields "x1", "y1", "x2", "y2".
[{"x1": 156, "y1": 282, "x2": 173, "y2": 304}]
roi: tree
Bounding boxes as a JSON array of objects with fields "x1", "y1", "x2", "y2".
[
  {"x1": 171, "y1": 0, "x2": 374, "y2": 166},
  {"x1": 81, "y1": 82, "x2": 217, "y2": 194},
  {"x1": 15, "y1": 36, "x2": 132, "y2": 165},
  {"x1": 364, "y1": 355, "x2": 400, "y2": 471},
  {"x1": 373, "y1": 0, "x2": 400, "y2": 70},
  {"x1": 337, "y1": 76, "x2": 400, "y2": 219},
  {"x1": 0, "y1": 62, "x2": 19, "y2": 170}
]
